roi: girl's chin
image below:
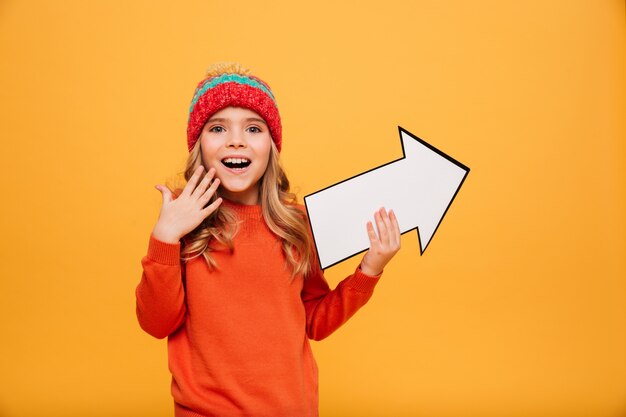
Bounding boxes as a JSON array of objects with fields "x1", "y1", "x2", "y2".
[
  {"x1": 219, "y1": 187, "x2": 260, "y2": 205},
  {"x1": 219, "y1": 184, "x2": 255, "y2": 194}
]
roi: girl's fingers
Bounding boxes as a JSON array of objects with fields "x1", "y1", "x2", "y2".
[
  {"x1": 200, "y1": 197, "x2": 223, "y2": 217},
  {"x1": 199, "y1": 177, "x2": 220, "y2": 204},
  {"x1": 182, "y1": 165, "x2": 205, "y2": 197},
  {"x1": 366, "y1": 220, "x2": 377, "y2": 237},
  {"x1": 191, "y1": 168, "x2": 216, "y2": 199},
  {"x1": 380, "y1": 207, "x2": 394, "y2": 235},
  {"x1": 375, "y1": 208, "x2": 390, "y2": 245},
  {"x1": 368, "y1": 208, "x2": 402, "y2": 249},
  {"x1": 155, "y1": 185, "x2": 172, "y2": 204},
  {"x1": 389, "y1": 209, "x2": 401, "y2": 247},
  {"x1": 366, "y1": 221, "x2": 379, "y2": 246}
]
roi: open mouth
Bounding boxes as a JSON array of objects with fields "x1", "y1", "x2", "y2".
[{"x1": 221, "y1": 157, "x2": 251, "y2": 170}]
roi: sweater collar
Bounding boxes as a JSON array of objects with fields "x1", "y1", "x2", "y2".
[{"x1": 221, "y1": 198, "x2": 264, "y2": 222}]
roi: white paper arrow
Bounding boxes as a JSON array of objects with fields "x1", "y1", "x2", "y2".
[{"x1": 304, "y1": 126, "x2": 469, "y2": 269}]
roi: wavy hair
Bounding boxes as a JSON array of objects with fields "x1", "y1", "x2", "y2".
[{"x1": 175, "y1": 140, "x2": 314, "y2": 277}]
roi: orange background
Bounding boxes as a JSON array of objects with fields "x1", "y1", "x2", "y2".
[{"x1": 0, "y1": 1, "x2": 624, "y2": 416}]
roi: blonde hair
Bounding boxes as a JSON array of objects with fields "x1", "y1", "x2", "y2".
[{"x1": 176, "y1": 140, "x2": 314, "y2": 277}]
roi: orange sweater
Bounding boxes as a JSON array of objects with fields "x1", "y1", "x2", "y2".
[{"x1": 136, "y1": 199, "x2": 382, "y2": 417}]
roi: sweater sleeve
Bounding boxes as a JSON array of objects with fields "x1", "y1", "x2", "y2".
[
  {"x1": 301, "y1": 245, "x2": 382, "y2": 341},
  {"x1": 135, "y1": 234, "x2": 187, "y2": 339}
]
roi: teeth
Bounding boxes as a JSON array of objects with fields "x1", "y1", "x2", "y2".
[
  {"x1": 222, "y1": 157, "x2": 250, "y2": 165},
  {"x1": 223, "y1": 157, "x2": 250, "y2": 164}
]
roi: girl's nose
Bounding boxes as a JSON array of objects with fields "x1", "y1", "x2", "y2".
[{"x1": 226, "y1": 130, "x2": 246, "y2": 148}]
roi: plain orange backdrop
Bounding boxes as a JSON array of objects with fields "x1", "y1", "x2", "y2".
[{"x1": 0, "y1": 1, "x2": 624, "y2": 416}]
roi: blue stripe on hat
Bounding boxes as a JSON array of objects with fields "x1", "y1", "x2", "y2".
[{"x1": 189, "y1": 73, "x2": 277, "y2": 114}]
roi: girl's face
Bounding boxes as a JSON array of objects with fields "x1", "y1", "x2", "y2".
[{"x1": 199, "y1": 106, "x2": 272, "y2": 205}]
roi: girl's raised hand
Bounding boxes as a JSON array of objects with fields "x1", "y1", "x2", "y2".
[
  {"x1": 151, "y1": 166, "x2": 222, "y2": 243},
  {"x1": 359, "y1": 208, "x2": 401, "y2": 276}
]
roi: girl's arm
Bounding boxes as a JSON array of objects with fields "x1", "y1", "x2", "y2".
[
  {"x1": 135, "y1": 235, "x2": 187, "y2": 339},
  {"x1": 301, "y1": 262, "x2": 382, "y2": 341},
  {"x1": 136, "y1": 165, "x2": 222, "y2": 339},
  {"x1": 302, "y1": 208, "x2": 400, "y2": 341}
]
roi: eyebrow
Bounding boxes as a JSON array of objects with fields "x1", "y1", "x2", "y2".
[{"x1": 206, "y1": 117, "x2": 267, "y2": 125}]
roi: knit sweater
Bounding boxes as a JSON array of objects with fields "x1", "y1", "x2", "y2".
[{"x1": 136, "y1": 199, "x2": 382, "y2": 417}]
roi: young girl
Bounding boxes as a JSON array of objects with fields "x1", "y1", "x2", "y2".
[{"x1": 136, "y1": 62, "x2": 401, "y2": 417}]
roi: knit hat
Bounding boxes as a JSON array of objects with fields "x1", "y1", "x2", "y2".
[{"x1": 186, "y1": 62, "x2": 282, "y2": 152}]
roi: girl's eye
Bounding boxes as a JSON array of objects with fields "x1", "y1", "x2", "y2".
[
  {"x1": 209, "y1": 126, "x2": 224, "y2": 133},
  {"x1": 248, "y1": 126, "x2": 261, "y2": 133}
]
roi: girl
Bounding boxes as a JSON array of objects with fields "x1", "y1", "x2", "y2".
[{"x1": 136, "y1": 62, "x2": 401, "y2": 417}]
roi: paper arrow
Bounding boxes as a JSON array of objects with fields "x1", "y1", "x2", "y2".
[{"x1": 304, "y1": 126, "x2": 469, "y2": 270}]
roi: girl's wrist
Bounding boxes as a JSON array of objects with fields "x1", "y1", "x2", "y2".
[
  {"x1": 359, "y1": 262, "x2": 382, "y2": 277},
  {"x1": 152, "y1": 224, "x2": 182, "y2": 244}
]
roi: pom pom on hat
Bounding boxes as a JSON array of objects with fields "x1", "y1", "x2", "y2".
[
  {"x1": 205, "y1": 62, "x2": 252, "y2": 78},
  {"x1": 186, "y1": 62, "x2": 282, "y2": 152}
]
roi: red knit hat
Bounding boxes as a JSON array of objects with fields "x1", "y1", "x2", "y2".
[{"x1": 186, "y1": 62, "x2": 282, "y2": 152}]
